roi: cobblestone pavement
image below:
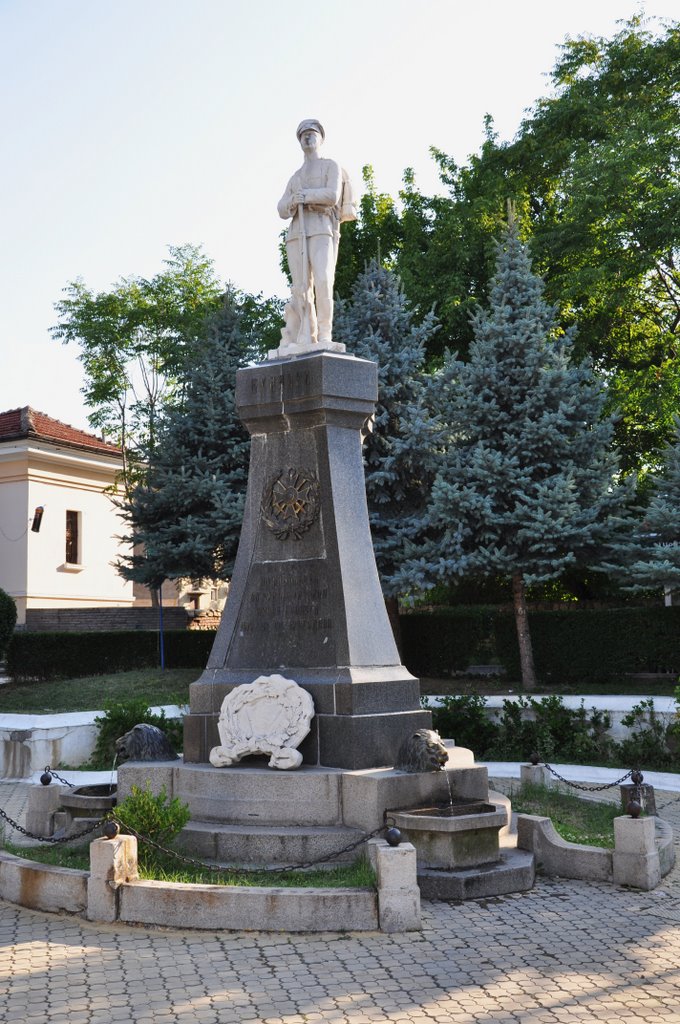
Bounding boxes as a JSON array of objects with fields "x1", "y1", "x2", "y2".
[{"x1": 1, "y1": 780, "x2": 680, "y2": 1023}]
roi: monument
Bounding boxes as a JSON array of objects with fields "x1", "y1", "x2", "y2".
[
  {"x1": 117, "y1": 124, "x2": 535, "y2": 898},
  {"x1": 183, "y1": 119, "x2": 431, "y2": 770}
]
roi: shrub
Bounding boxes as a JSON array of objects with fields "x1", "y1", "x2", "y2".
[
  {"x1": 87, "y1": 698, "x2": 184, "y2": 770},
  {"x1": 487, "y1": 696, "x2": 615, "y2": 765},
  {"x1": 6, "y1": 629, "x2": 214, "y2": 682},
  {"x1": 0, "y1": 588, "x2": 17, "y2": 660},
  {"x1": 429, "y1": 693, "x2": 499, "y2": 756},
  {"x1": 614, "y1": 698, "x2": 678, "y2": 772},
  {"x1": 114, "y1": 783, "x2": 190, "y2": 869},
  {"x1": 431, "y1": 693, "x2": 615, "y2": 764}
]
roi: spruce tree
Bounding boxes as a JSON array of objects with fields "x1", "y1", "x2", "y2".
[
  {"x1": 405, "y1": 222, "x2": 625, "y2": 689},
  {"x1": 602, "y1": 424, "x2": 680, "y2": 603},
  {"x1": 333, "y1": 260, "x2": 439, "y2": 604},
  {"x1": 117, "y1": 295, "x2": 250, "y2": 587}
]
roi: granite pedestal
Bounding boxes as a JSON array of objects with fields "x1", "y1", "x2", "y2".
[{"x1": 184, "y1": 351, "x2": 430, "y2": 769}]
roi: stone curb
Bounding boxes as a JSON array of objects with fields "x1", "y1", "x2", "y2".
[
  {"x1": 516, "y1": 812, "x2": 675, "y2": 887},
  {"x1": 0, "y1": 839, "x2": 422, "y2": 933}
]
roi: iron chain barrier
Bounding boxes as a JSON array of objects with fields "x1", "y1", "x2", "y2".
[
  {"x1": 536, "y1": 758, "x2": 637, "y2": 792},
  {"x1": 40, "y1": 766, "x2": 75, "y2": 788},
  {"x1": 0, "y1": 793, "x2": 395, "y2": 873},
  {"x1": 0, "y1": 804, "x2": 108, "y2": 845},
  {"x1": 107, "y1": 814, "x2": 393, "y2": 875}
]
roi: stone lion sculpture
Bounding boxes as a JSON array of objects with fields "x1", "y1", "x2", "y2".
[
  {"x1": 395, "y1": 728, "x2": 448, "y2": 773},
  {"x1": 115, "y1": 723, "x2": 180, "y2": 762}
]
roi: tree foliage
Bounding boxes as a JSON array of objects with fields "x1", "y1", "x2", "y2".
[
  {"x1": 345, "y1": 17, "x2": 679, "y2": 472},
  {"x1": 333, "y1": 261, "x2": 439, "y2": 598},
  {"x1": 602, "y1": 422, "x2": 680, "y2": 600},
  {"x1": 52, "y1": 246, "x2": 283, "y2": 493},
  {"x1": 117, "y1": 294, "x2": 250, "y2": 588},
  {"x1": 404, "y1": 222, "x2": 626, "y2": 687},
  {"x1": 52, "y1": 244, "x2": 224, "y2": 493}
]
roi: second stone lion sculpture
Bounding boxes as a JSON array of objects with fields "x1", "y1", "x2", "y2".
[
  {"x1": 116, "y1": 723, "x2": 180, "y2": 762},
  {"x1": 395, "y1": 728, "x2": 449, "y2": 773}
]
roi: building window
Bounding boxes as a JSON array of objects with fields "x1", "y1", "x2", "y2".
[{"x1": 65, "y1": 510, "x2": 81, "y2": 564}]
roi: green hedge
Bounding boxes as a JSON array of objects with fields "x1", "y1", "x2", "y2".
[
  {"x1": 0, "y1": 588, "x2": 17, "y2": 660},
  {"x1": 494, "y1": 607, "x2": 680, "y2": 685},
  {"x1": 6, "y1": 630, "x2": 215, "y2": 682},
  {"x1": 401, "y1": 605, "x2": 680, "y2": 684},
  {"x1": 400, "y1": 607, "x2": 497, "y2": 677}
]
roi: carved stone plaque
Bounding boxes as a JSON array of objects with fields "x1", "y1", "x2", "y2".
[
  {"x1": 209, "y1": 674, "x2": 315, "y2": 770},
  {"x1": 261, "y1": 467, "x2": 320, "y2": 540}
]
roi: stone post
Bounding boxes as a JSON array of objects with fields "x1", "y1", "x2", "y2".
[
  {"x1": 87, "y1": 835, "x2": 139, "y2": 922},
  {"x1": 620, "y1": 782, "x2": 657, "y2": 817},
  {"x1": 25, "y1": 783, "x2": 65, "y2": 838},
  {"x1": 368, "y1": 838, "x2": 421, "y2": 932},
  {"x1": 612, "y1": 815, "x2": 661, "y2": 891},
  {"x1": 520, "y1": 764, "x2": 551, "y2": 788}
]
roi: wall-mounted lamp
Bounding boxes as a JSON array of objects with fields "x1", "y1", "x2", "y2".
[{"x1": 31, "y1": 506, "x2": 45, "y2": 533}]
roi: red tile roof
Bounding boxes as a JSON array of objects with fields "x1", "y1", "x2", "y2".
[{"x1": 0, "y1": 407, "x2": 121, "y2": 455}]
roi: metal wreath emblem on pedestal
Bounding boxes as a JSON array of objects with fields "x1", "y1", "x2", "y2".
[{"x1": 261, "y1": 467, "x2": 320, "y2": 540}]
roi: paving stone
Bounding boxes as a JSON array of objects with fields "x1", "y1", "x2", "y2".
[{"x1": 3, "y1": 779, "x2": 680, "y2": 1022}]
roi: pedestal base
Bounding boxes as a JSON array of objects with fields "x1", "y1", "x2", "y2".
[{"x1": 184, "y1": 705, "x2": 431, "y2": 770}]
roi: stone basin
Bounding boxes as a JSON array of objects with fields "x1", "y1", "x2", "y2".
[
  {"x1": 60, "y1": 783, "x2": 117, "y2": 818},
  {"x1": 389, "y1": 800, "x2": 507, "y2": 870},
  {"x1": 403, "y1": 800, "x2": 497, "y2": 818}
]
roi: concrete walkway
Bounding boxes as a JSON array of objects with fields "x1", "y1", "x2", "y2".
[{"x1": 1, "y1": 773, "x2": 680, "y2": 1023}]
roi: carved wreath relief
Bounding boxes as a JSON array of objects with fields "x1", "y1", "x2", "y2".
[
  {"x1": 261, "y1": 467, "x2": 320, "y2": 540},
  {"x1": 209, "y1": 674, "x2": 315, "y2": 770}
]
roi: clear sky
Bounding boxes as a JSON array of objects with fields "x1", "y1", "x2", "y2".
[{"x1": 1, "y1": 0, "x2": 676, "y2": 432}]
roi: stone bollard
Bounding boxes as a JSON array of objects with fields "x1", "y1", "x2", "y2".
[
  {"x1": 25, "y1": 783, "x2": 65, "y2": 838},
  {"x1": 87, "y1": 835, "x2": 139, "y2": 922},
  {"x1": 520, "y1": 764, "x2": 551, "y2": 788},
  {"x1": 368, "y1": 838, "x2": 421, "y2": 933},
  {"x1": 620, "y1": 783, "x2": 656, "y2": 817},
  {"x1": 612, "y1": 815, "x2": 661, "y2": 891}
]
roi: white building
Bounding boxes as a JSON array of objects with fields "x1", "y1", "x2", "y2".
[{"x1": 0, "y1": 407, "x2": 134, "y2": 625}]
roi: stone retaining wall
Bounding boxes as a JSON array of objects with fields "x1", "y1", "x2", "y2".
[{"x1": 23, "y1": 607, "x2": 188, "y2": 632}]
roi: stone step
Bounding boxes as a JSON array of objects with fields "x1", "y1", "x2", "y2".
[
  {"x1": 177, "y1": 820, "x2": 366, "y2": 867},
  {"x1": 417, "y1": 847, "x2": 535, "y2": 900},
  {"x1": 175, "y1": 763, "x2": 345, "y2": 827}
]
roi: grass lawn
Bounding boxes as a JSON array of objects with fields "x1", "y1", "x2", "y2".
[
  {"x1": 419, "y1": 675, "x2": 680, "y2": 697},
  {"x1": 0, "y1": 668, "x2": 197, "y2": 714},
  {"x1": 0, "y1": 667, "x2": 676, "y2": 715},
  {"x1": 3, "y1": 841, "x2": 376, "y2": 888},
  {"x1": 510, "y1": 781, "x2": 620, "y2": 847}
]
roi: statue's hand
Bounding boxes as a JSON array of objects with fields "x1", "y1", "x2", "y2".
[{"x1": 292, "y1": 189, "x2": 305, "y2": 205}]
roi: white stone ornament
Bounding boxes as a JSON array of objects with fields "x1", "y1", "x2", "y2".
[{"x1": 209, "y1": 674, "x2": 315, "y2": 770}]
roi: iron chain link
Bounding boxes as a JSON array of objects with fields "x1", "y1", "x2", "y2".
[
  {"x1": 0, "y1": 798, "x2": 391, "y2": 871},
  {"x1": 41, "y1": 766, "x2": 75, "y2": 788},
  {"x1": 539, "y1": 761, "x2": 635, "y2": 792},
  {"x1": 0, "y1": 804, "x2": 109, "y2": 845},
  {"x1": 109, "y1": 813, "x2": 390, "y2": 875}
]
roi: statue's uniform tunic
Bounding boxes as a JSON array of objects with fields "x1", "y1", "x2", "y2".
[{"x1": 278, "y1": 158, "x2": 342, "y2": 343}]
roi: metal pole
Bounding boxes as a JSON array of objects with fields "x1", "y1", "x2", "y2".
[{"x1": 158, "y1": 586, "x2": 165, "y2": 670}]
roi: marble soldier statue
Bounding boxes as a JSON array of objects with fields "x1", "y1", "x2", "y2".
[{"x1": 277, "y1": 119, "x2": 356, "y2": 353}]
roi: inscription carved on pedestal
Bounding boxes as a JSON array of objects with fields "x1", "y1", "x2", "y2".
[{"x1": 261, "y1": 467, "x2": 320, "y2": 540}]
